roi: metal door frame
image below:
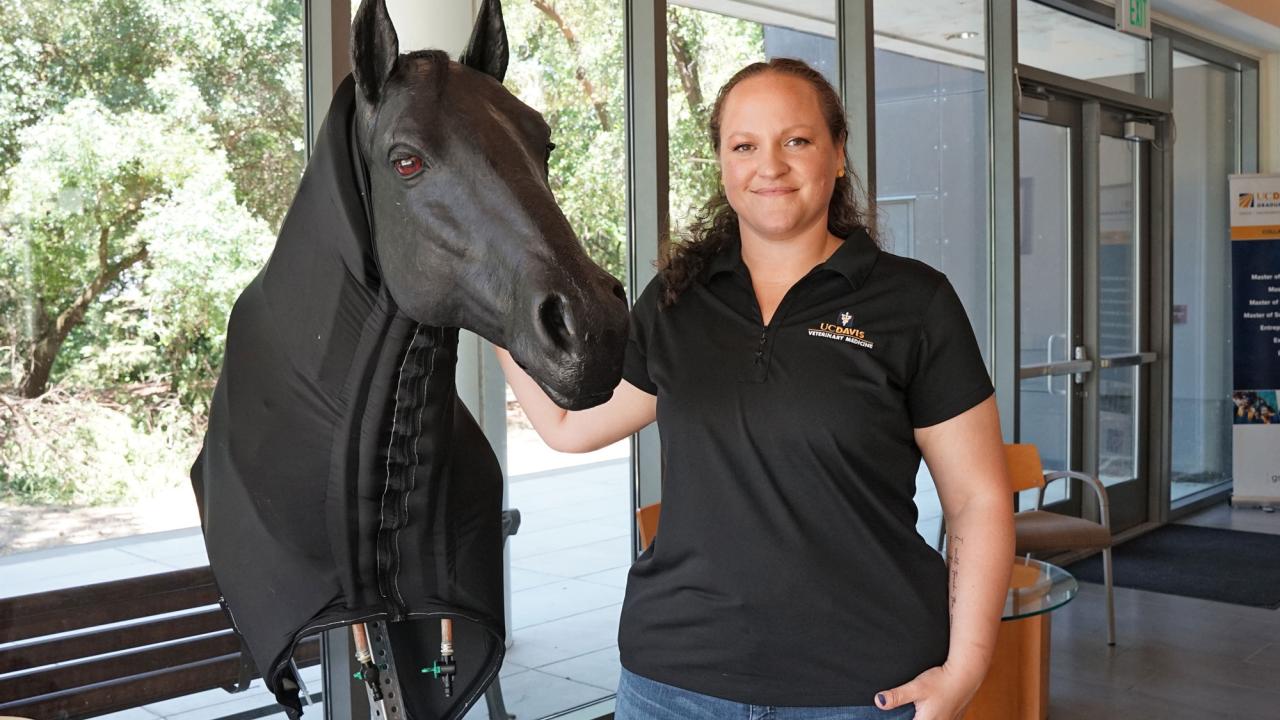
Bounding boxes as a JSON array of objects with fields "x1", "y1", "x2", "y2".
[
  {"x1": 1017, "y1": 78, "x2": 1162, "y2": 532},
  {"x1": 1017, "y1": 91, "x2": 1086, "y2": 519}
]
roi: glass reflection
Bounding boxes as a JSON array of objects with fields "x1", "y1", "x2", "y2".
[
  {"x1": 874, "y1": 0, "x2": 990, "y2": 545},
  {"x1": 1097, "y1": 135, "x2": 1139, "y2": 485},
  {"x1": 1170, "y1": 52, "x2": 1239, "y2": 503},
  {"x1": 1018, "y1": 119, "x2": 1072, "y2": 508}
]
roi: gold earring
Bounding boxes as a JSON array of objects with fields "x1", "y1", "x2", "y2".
[{"x1": 837, "y1": 168, "x2": 846, "y2": 178}]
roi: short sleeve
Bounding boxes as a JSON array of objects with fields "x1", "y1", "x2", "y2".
[
  {"x1": 622, "y1": 275, "x2": 660, "y2": 396},
  {"x1": 906, "y1": 275, "x2": 994, "y2": 428}
]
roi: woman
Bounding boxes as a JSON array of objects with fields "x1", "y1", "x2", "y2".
[{"x1": 496, "y1": 58, "x2": 1013, "y2": 720}]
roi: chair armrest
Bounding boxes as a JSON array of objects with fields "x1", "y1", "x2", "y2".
[{"x1": 1041, "y1": 470, "x2": 1111, "y2": 531}]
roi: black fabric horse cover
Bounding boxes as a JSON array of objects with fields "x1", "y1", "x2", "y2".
[{"x1": 191, "y1": 75, "x2": 504, "y2": 719}]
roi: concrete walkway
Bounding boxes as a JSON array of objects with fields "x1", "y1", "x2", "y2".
[{"x1": 1, "y1": 456, "x2": 945, "y2": 720}]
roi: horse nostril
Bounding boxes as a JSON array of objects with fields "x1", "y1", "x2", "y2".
[
  {"x1": 611, "y1": 281, "x2": 627, "y2": 304},
  {"x1": 538, "y1": 294, "x2": 573, "y2": 351}
]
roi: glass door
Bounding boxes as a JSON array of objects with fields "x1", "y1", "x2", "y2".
[
  {"x1": 1095, "y1": 131, "x2": 1153, "y2": 532},
  {"x1": 1017, "y1": 91, "x2": 1157, "y2": 533},
  {"x1": 1018, "y1": 107, "x2": 1081, "y2": 506}
]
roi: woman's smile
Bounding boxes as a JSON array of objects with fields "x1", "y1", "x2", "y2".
[{"x1": 752, "y1": 185, "x2": 798, "y2": 196}]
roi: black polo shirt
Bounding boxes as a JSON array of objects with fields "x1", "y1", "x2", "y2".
[{"x1": 616, "y1": 227, "x2": 994, "y2": 706}]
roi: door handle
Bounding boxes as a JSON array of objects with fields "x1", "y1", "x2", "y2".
[
  {"x1": 1046, "y1": 333, "x2": 1066, "y2": 394},
  {"x1": 1098, "y1": 351, "x2": 1157, "y2": 368}
]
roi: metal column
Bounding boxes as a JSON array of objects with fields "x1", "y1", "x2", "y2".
[
  {"x1": 1080, "y1": 100, "x2": 1101, "y2": 487},
  {"x1": 987, "y1": 0, "x2": 1020, "y2": 442},
  {"x1": 1148, "y1": 34, "x2": 1174, "y2": 525},
  {"x1": 837, "y1": 0, "x2": 875, "y2": 208},
  {"x1": 1243, "y1": 62, "x2": 1261, "y2": 174},
  {"x1": 624, "y1": 0, "x2": 668, "y2": 558},
  {"x1": 304, "y1": 1, "x2": 370, "y2": 717},
  {"x1": 304, "y1": 0, "x2": 351, "y2": 153}
]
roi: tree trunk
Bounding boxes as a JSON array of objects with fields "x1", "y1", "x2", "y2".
[
  {"x1": 667, "y1": 11, "x2": 705, "y2": 120},
  {"x1": 19, "y1": 331, "x2": 59, "y2": 399},
  {"x1": 16, "y1": 241, "x2": 148, "y2": 399},
  {"x1": 532, "y1": 0, "x2": 612, "y2": 132}
]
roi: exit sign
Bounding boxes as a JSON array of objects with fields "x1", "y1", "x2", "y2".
[{"x1": 1116, "y1": 0, "x2": 1152, "y2": 39}]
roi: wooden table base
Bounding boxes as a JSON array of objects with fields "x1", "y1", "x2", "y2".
[{"x1": 962, "y1": 612, "x2": 1051, "y2": 720}]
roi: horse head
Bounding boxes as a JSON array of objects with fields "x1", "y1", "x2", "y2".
[{"x1": 349, "y1": 0, "x2": 628, "y2": 411}]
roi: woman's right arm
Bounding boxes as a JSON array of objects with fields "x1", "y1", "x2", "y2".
[{"x1": 493, "y1": 346, "x2": 656, "y2": 453}]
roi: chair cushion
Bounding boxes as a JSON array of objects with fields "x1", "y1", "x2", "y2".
[{"x1": 1014, "y1": 510, "x2": 1112, "y2": 553}]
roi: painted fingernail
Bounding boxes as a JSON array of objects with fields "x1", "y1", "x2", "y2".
[{"x1": 876, "y1": 693, "x2": 887, "y2": 707}]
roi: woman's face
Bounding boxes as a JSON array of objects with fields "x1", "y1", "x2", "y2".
[{"x1": 717, "y1": 72, "x2": 843, "y2": 243}]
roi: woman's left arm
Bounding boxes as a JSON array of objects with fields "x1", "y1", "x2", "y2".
[{"x1": 875, "y1": 394, "x2": 1014, "y2": 720}]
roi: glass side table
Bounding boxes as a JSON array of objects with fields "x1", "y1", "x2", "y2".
[
  {"x1": 1004, "y1": 556, "x2": 1079, "y2": 619},
  {"x1": 963, "y1": 557, "x2": 1079, "y2": 720}
]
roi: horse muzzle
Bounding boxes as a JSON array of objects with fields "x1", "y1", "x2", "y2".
[{"x1": 515, "y1": 274, "x2": 629, "y2": 410}]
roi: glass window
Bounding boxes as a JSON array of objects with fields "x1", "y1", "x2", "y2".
[
  {"x1": 1170, "y1": 51, "x2": 1239, "y2": 503},
  {"x1": 665, "y1": 2, "x2": 837, "y2": 231},
  {"x1": 1018, "y1": 0, "x2": 1149, "y2": 97},
  {"x1": 1017, "y1": 118, "x2": 1072, "y2": 508},
  {"x1": 1097, "y1": 135, "x2": 1140, "y2": 485},
  {"x1": 0, "y1": 0, "x2": 308, "y2": 713},
  {"x1": 0, "y1": 0, "x2": 303, "y2": 571},
  {"x1": 500, "y1": 3, "x2": 838, "y2": 713},
  {"x1": 497, "y1": 2, "x2": 631, "y2": 716},
  {"x1": 874, "y1": 0, "x2": 990, "y2": 543}
]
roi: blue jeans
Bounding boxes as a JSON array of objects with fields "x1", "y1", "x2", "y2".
[{"x1": 615, "y1": 666, "x2": 915, "y2": 720}]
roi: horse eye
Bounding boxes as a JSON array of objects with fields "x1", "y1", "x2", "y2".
[{"x1": 393, "y1": 155, "x2": 423, "y2": 177}]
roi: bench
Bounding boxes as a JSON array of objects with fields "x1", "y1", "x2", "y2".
[
  {"x1": 1, "y1": 508, "x2": 523, "y2": 719},
  {"x1": 0, "y1": 566, "x2": 320, "y2": 719}
]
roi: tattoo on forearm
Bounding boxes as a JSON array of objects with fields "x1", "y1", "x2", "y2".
[{"x1": 947, "y1": 534, "x2": 964, "y2": 627}]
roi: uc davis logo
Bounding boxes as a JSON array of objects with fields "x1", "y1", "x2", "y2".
[
  {"x1": 809, "y1": 314, "x2": 874, "y2": 349},
  {"x1": 1239, "y1": 191, "x2": 1280, "y2": 208}
]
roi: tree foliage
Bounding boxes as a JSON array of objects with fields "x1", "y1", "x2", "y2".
[
  {"x1": 665, "y1": 6, "x2": 764, "y2": 230},
  {"x1": 0, "y1": 0, "x2": 765, "y2": 505},
  {"x1": 0, "y1": 0, "x2": 300, "y2": 403},
  {"x1": 502, "y1": 1, "x2": 764, "y2": 283},
  {"x1": 0, "y1": 0, "x2": 300, "y2": 502}
]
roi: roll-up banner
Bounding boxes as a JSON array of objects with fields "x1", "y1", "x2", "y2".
[{"x1": 1229, "y1": 173, "x2": 1280, "y2": 508}]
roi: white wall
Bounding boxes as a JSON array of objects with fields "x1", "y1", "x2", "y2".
[
  {"x1": 1261, "y1": 53, "x2": 1279, "y2": 173},
  {"x1": 385, "y1": 0, "x2": 479, "y2": 56}
]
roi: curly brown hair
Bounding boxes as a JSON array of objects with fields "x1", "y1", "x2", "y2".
[{"x1": 657, "y1": 58, "x2": 879, "y2": 307}]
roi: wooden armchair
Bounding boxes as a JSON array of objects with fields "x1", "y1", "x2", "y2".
[
  {"x1": 938, "y1": 443, "x2": 1116, "y2": 645},
  {"x1": 636, "y1": 502, "x2": 662, "y2": 552},
  {"x1": 1005, "y1": 443, "x2": 1116, "y2": 645}
]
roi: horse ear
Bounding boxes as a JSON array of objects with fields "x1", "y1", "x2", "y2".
[
  {"x1": 460, "y1": 0, "x2": 509, "y2": 83},
  {"x1": 351, "y1": 0, "x2": 399, "y2": 103}
]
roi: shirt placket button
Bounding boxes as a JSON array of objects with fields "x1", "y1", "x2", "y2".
[{"x1": 750, "y1": 329, "x2": 769, "y2": 381}]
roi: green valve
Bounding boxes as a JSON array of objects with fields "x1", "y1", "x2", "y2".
[
  {"x1": 353, "y1": 671, "x2": 363, "y2": 680},
  {"x1": 421, "y1": 663, "x2": 442, "y2": 677}
]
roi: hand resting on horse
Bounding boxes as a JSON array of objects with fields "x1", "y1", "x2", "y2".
[{"x1": 495, "y1": 346, "x2": 656, "y2": 453}]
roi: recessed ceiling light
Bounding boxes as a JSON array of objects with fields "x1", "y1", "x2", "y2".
[{"x1": 944, "y1": 31, "x2": 980, "y2": 41}]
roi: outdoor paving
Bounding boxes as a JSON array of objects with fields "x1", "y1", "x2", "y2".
[{"x1": 1, "y1": 453, "x2": 946, "y2": 720}]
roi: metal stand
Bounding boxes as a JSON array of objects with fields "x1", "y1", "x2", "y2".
[
  {"x1": 360, "y1": 620, "x2": 408, "y2": 719},
  {"x1": 323, "y1": 626, "x2": 370, "y2": 720},
  {"x1": 329, "y1": 508, "x2": 524, "y2": 720},
  {"x1": 292, "y1": 658, "x2": 314, "y2": 705},
  {"x1": 484, "y1": 508, "x2": 520, "y2": 720},
  {"x1": 484, "y1": 678, "x2": 515, "y2": 720}
]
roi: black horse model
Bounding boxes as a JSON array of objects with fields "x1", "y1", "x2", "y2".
[{"x1": 190, "y1": 0, "x2": 629, "y2": 716}]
